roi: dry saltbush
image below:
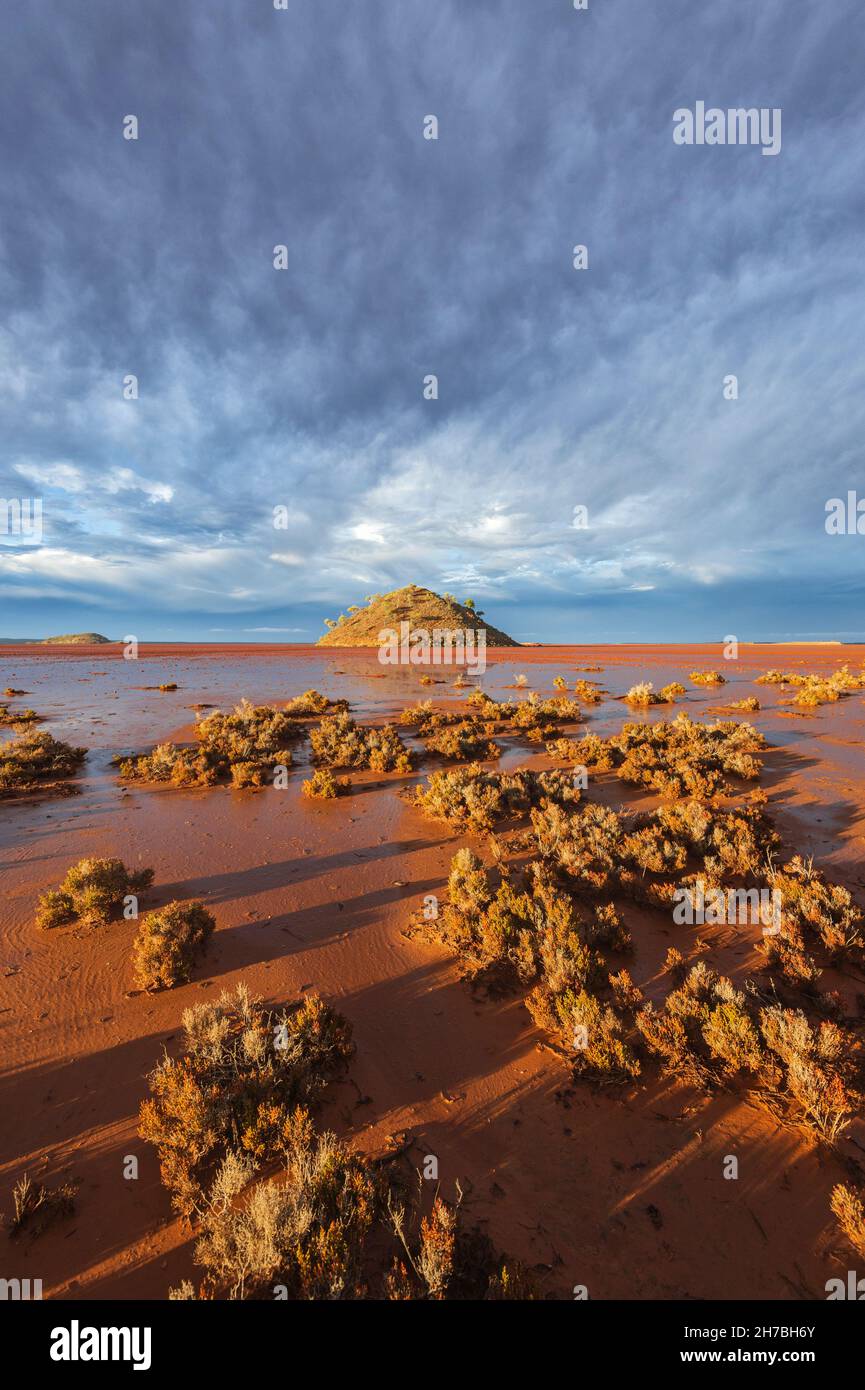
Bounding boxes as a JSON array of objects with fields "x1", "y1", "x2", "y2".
[
  {"x1": 729, "y1": 696, "x2": 760, "y2": 711},
  {"x1": 409, "y1": 762, "x2": 580, "y2": 830},
  {"x1": 609, "y1": 967, "x2": 644, "y2": 1013},
  {"x1": 422, "y1": 719, "x2": 501, "y2": 761},
  {"x1": 830, "y1": 1183, "x2": 865, "y2": 1259},
  {"x1": 572, "y1": 679, "x2": 603, "y2": 704},
  {"x1": 140, "y1": 984, "x2": 354, "y2": 1219},
  {"x1": 624, "y1": 681, "x2": 666, "y2": 707},
  {"x1": 310, "y1": 712, "x2": 413, "y2": 772},
  {"x1": 8, "y1": 1173, "x2": 78, "y2": 1238},
  {"x1": 768, "y1": 856, "x2": 864, "y2": 962},
  {"x1": 636, "y1": 964, "x2": 762, "y2": 1087},
  {"x1": 132, "y1": 901, "x2": 215, "y2": 991},
  {"x1": 36, "y1": 857, "x2": 154, "y2": 929},
  {"x1": 792, "y1": 665, "x2": 865, "y2": 709},
  {"x1": 690, "y1": 671, "x2": 726, "y2": 686},
  {"x1": 754, "y1": 665, "x2": 865, "y2": 708},
  {"x1": 577, "y1": 714, "x2": 765, "y2": 798},
  {"x1": 0, "y1": 730, "x2": 87, "y2": 798},
  {"x1": 192, "y1": 1122, "x2": 377, "y2": 1299},
  {"x1": 527, "y1": 984, "x2": 640, "y2": 1081},
  {"x1": 759, "y1": 1005, "x2": 860, "y2": 1142},
  {"x1": 465, "y1": 690, "x2": 518, "y2": 721},
  {"x1": 302, "y1": 767, "x2": 350, "y2": 798},
  {"x1": 636, "y1": 964, "x2": 861, "y2": 1140},
  {"x1": 118, "y1": 698, "x2": 300, "y2": 787},
  {"x1": 0, "y1": 703, "x2": 42, "y2": 729},
  {"x1": 512, "y1": 693, "x2": 582, "y2": 730},
  {"x1": 283, "y1": 689, "x2": 348, "y2": 716},
  {"x1": 177, "y1": 1133, "x2": 531, "y2": 1301}
]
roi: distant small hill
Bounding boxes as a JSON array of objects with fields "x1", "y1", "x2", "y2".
[
  {"x1": 316, "y1": 585, "x2": 519, "y2": 647},
  {"x1": 41, "y1": 633, "x2": 112, "y2": 645}
]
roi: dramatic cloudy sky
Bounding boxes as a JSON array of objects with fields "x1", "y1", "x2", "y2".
[{"x1": 1, "y1": 0, "x2": 864, "y2": 642}]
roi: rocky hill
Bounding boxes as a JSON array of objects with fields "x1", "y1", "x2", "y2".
[{"x1": 316, "y1": 585, "x2": 519, "y2": 647}]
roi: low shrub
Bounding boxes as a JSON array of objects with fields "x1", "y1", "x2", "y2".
[
  {"x1": 768, "y1": 856, "x2": 864, "y2": 962},
  {"x1": 310, "y1": 713, "x2": 413, "y2": 772},
  {"x1": 132, "y1": 902, "x2": 215, "y2": 991},
  {"x1": 8, "y1": 1173, "x2": 77, "y2": 1238},
  {"x1": 118, "y1": 699, "x2": 300, "y2": 787},
  {"x1": 139, "y1": 983, "x2": 354, "y2": 1218},
  {"x1": 283, "y1": 689, "x2": 349, "y2": 716},
  {"x1": 36, "y1": 857, "x2": 154, "y2": 929},
  {"x1": 578, "y1": 714, "x2": 765, "y2": 798},
  {"x1": 302, "y1": 768, "x2": 350, "y2": 799},
  {"x1": 0, "y1": 703, "x2": 41, "y2": 728},
  {"x1": 423, "y1": 720, "x2": 500, "y2": 761},
  {"x1": 410, "y1": 763, "x2": 580, "y2": 830},
  {"x1": 690, "y1": 671, "x2": 726, "y2": 686},
  {"x1": 830, "y1": 1183, "x2": 865, "y2": 1259},
  {"x1": 0, "y1": 731, "x2": 87, "y2": 798}
]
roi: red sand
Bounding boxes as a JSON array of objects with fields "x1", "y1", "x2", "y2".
[{"x1": 1, "y1": 644, "x2": 864, "y2": 1299}]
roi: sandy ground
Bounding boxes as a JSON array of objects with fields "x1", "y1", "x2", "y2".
[{"x1": 1, "y1": 642, "x2": 864, "y2": 1300}]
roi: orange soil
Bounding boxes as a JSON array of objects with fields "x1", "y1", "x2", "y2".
[{"x1": 1, "y1": 643, "x2": 863, "y2": 1300}]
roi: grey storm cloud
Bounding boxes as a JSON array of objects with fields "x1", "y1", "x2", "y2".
[{"x1": 1, "y1": 0, "x2": 864, "y2": 638}]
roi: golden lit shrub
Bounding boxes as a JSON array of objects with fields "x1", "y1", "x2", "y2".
[
  {"x1": 36, "y1": 857, "x2": 154, "y2": 929},
  {"x1": 132, "y1": 901, "x2": 215, "y2": 991}
]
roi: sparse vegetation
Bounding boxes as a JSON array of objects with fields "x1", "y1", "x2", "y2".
[
  {"x1": 754, "y1": 665, "x2": 865, "y2": 710},
  {"x1": 690, "y1": 671, "x2": 726, "y2": 686},
  {"x1": 302, "y1": 768, "x2": 350, "y2": 799},
  {"x1": 624, "y1": 682, "x2": 665, "y2": 707},
  {"x1": 0, "y1": 703, "x2": 42, "y2": 728},
  {"x1": 831, "y1": 1183, "x2": 865, "y2": 1259},
  {"x1": 422, "y1": 720, "x2": 500, "y2": 761},
  {"x1": 117, "y1": 699, "x2": 301, "y2": 787},
  {"x1": 139, "y1": 984, "x2": 354, "y2": 1219},
  {"x1": 283, "y1": 689, "x2": 349, "y2": 716},
  {"x1": 409, "y1": 762, "x2": 581, "y2": 830},
  {"x1": 8, "y1": 1173, "x2": 78, "y2": 1238},
  {"x1": 309, "y1": 712, "x2": 413, "y2": 772},
  {"x1": 36, "y1": 857, "x2": 154, "y2": 930},
  {"x1": 636, "y1": 964, "x2": 862, "y2": 1140},
  {"x1": 0, "y1": 730, "x2": 87, "y2": 798},
  {"x1": 132, "y1": 902, "x2": 215, "y2": 991},
  {"x1": 573, "y1": 714, "x2": 765, "y2": 798}
]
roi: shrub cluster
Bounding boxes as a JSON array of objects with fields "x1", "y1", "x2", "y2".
[
  {"x1": 309, "y1": 713, "x2": 413, "y2": 772},
  {"x1": 623, "y1": 682, "x2": 684, "y2": 708},
  {"x1": 36, "y1": 857, "x2": 154, "y2": 929},
  {"x1": 302, "y1": 768, "x2": 350, "y2": 798},
  {"x1": 636, "y1": 963, "x2": 862, "y2": 1140},
  {"x1": 118, "y1": 699, "x2": 301, "y2": 787},
  {"x1": 689, "y1": 671, "x2": 726, "y2": 686},
  {"x1": 422, "y1": 719, "x2": 501, "y2": 761},
  {"x1": 283, "y1": 689, "x2": 350, "y2": 716},
  {"x1": 0, "y1": 731, "x2": 87, "y2": 798},
  {"x1": 139, "y1": 984, "x2": 355, "y2": 1219},
  {"x1": 0, "y1": 703, "x2": 42, "y2": 728},
  {"x1": 568, "y1": 714, "x2": 765, "y2": 798},
  {"x1": 409, "y1": 762, "x2": 581, "y2": 830},
  {"x1": 755, "y1": 665, "x2": 865, "y2": 709},
  {"x1": 435, "y1": 850, "x2": 637, "y2": 1077}
]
